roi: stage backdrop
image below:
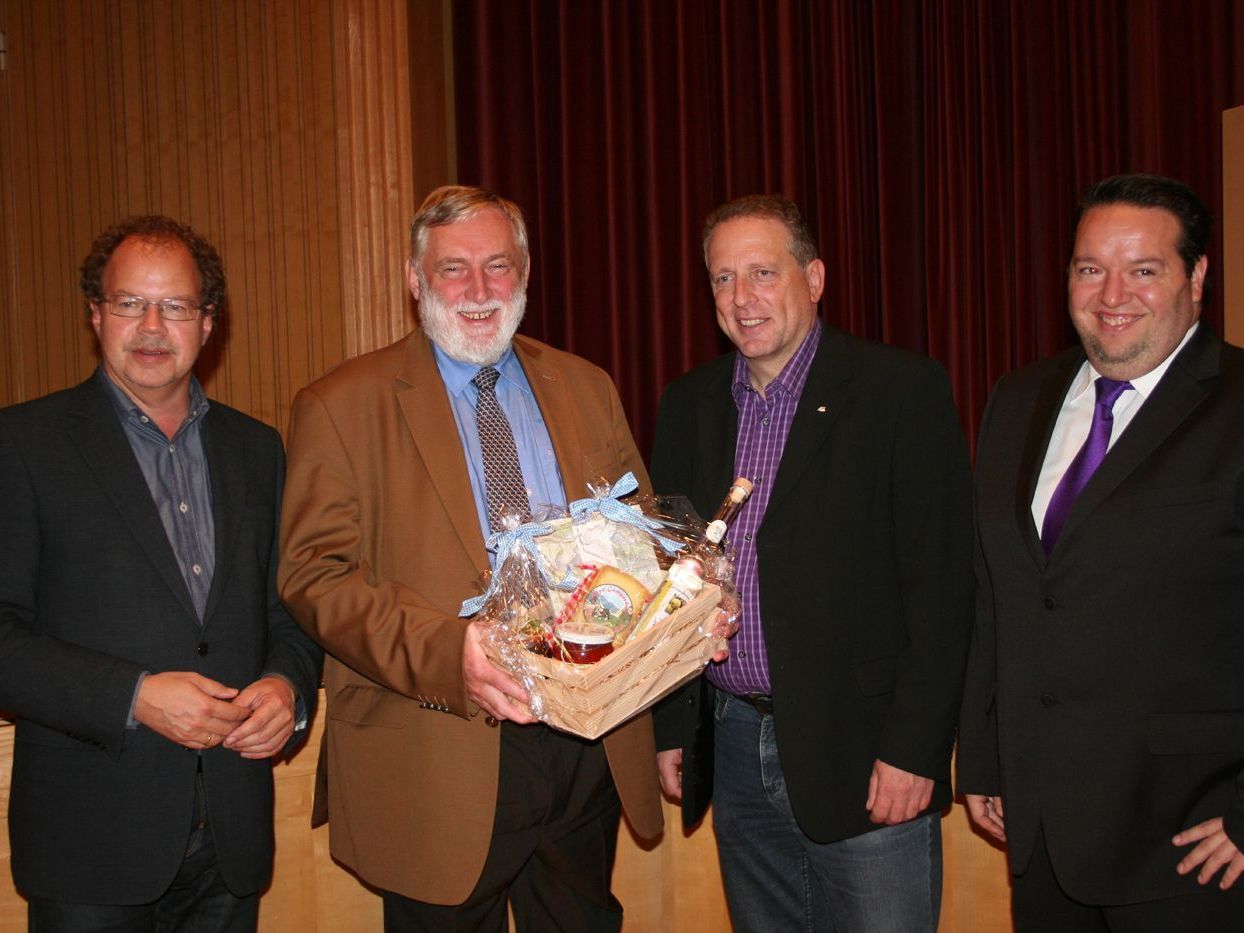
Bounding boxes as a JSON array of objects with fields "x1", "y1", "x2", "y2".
[{"x1": 452, "y1": 0, "x2": 1244, "y2": 454}]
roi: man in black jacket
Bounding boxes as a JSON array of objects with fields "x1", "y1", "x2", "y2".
[
  {"x1": 652, "y1": 195, "x2": 973, "y2": 933},
  {"x1": 0, "y1": 216, "x2": 321, "y2": 931},
  {"x1": 959, "y1": 174, "x2": 1244, "y2": 929}
]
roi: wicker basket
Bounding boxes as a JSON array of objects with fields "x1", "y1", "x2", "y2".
[{"x1": 491, "y1": 583, "x2": 723, "y2": 740}]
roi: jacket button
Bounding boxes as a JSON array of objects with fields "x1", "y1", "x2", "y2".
[
  {"x1": 197, "y1": 642, "x2": 210, "y2": 656},
  {"x1": 1043, "y1": 597, "x2": 1057, "y2": 610},
  {"x1": 1039, "y1": 693, "x2": 1058, "y2": 708}
]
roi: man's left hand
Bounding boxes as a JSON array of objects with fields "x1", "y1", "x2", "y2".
[
  {"x1": 1174, "y1": 817, "x2": 1244, "y2": 889},
  {"x1": 223, "y1": 675, "x2": 297, "y2": 759},
  {"x1": 865, "y1": 758, "x2": 933, "y2": 825}
]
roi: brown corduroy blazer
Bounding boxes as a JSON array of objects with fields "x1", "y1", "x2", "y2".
[{"x1": 278, "y1": 328, "x2": 662, "y2": 904}]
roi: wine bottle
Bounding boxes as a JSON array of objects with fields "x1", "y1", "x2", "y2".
[
  {"x1": 626, "y1": 477, "x2": 753, "y2": 640},
  {"x1": 703, "y1": 476, "x2": 753, "y2": 546}
]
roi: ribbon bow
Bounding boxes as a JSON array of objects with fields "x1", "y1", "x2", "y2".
[
  {"x1": 569, "y1": 472, "x2": 685, "y2": 556},
  {"x1": 458, "y1": 521, "x2": 578, "y2": 617}
]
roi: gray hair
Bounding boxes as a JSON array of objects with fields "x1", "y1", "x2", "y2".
[{"x1": 409, "y1": 185, "x2": 530, "y2": 272}]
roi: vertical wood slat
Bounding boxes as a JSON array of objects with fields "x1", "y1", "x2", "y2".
[
  {"x1": 334, "y1": 0, "x2": 420, "y2": 359},
  {"x1": 1225, "y1": 106, "x2": 1244, "y2": 346},
  {"x1": 0, "y1": 0, "x2": 441, "y2": 433}
]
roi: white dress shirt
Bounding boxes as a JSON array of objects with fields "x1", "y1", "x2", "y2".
[{"x1": 1031, "y1": 322, "x2": 1199, "y2": 531}]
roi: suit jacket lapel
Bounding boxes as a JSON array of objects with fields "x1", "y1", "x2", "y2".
[
  {"x1": 68, "y1": 379, "x2": 199, "y2": 621},
  {"x1": 1016, "y1": 352, "x2": 1082, "y2": 564},
  {"x1": 695, "y1": 359, "x2": 737, "y2": 506},
  {"x1": 202, "y1": 410, "x2": 245, "y2": 625},
  {"x1": 1057, "y1": 326, "x2": 1218, "y2": 549},
  {"x1": 395, "y1": 332, "x2": 489, "y2": 574},
  {"x1": 765, "y1": 329, "x2": 850, "y2": 518}
]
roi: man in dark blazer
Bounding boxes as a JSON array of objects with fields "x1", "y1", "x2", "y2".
[
  {"x1": 0, "y1": 216, "x2": 321, "y2": 930},
  {"x1": 651, "y1": 195, "x2": 974, "y2": 932},
  {"x1": 959, "y1": 173, "x2": 1244, "y2": 929}
]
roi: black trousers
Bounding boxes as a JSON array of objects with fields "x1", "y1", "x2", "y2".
[
  {"x1": 1013, "y1": 826, "x2": 1244, "y2": 932},
  {"x1": 382, "y1": 722, "x2": 623, "y2": 933}
]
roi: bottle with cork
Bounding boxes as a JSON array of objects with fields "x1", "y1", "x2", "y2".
[{"x1": 625, "y1": 476, "x2": 753, "y2": 640}]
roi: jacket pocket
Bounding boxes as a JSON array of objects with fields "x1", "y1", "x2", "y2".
[
  {"x1": 328, "y1": 683, "x2": 409, "y2": 729},
  {"x1": 1146, "y1": 710, "x2": 1244, "y2": 755}
]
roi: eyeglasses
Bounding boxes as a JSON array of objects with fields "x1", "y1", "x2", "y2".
[{"x1": 101, "y1": 294, "x2": 205, "y2": 321}]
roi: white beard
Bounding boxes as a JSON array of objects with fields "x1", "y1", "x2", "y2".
[{"x1": 418, "y1": 274, "x2": 527, "y2": 365}]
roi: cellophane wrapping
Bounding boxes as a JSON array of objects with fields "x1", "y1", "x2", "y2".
[{"x1": 468, "y1": 480, "x2": 738, "y2": 739}]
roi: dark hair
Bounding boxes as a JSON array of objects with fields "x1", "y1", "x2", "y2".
[
  {"x1": 702, "y1": 194, "x2": 818, "y2": 268},
  {"x1": 1075, "y1": 174, "x2": 1212, "y2": 276},
  {"x1": 79, "y1": 215, "x2": 226, "y2": 318}
]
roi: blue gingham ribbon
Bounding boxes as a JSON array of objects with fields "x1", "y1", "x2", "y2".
[
  {"x1": 569, "y1": 472, "x2": 685, "y2": 556},
  {"x1": 458, "y1": 522, "x2": 578, "y2": 617}
]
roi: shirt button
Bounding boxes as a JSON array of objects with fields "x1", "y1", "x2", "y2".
[
  {"x1": 1043, "y1": 596, "x2": 1057, "y2": 610},
  {"x1": 168, "y1": 445, "x2": 175, "y2": 452},
  {"x1": 744, "y1": 533, "x2": 753, "y2": 542},
  {"x1": 1039, "y1": 693, "x2": 1058, "y2": 708},
  {"x1": 761, "y1": 418, "x2": 770, "y2": 426},
  {"x1": 179, "y1": 502, "x2": 189, "y2": 514},
  {"x1": 192, "y1": 564, "x2": 202, "y2": 575},
  {"x1": 140, "y1": 415, "x2": 149, "y2": 423},
  {"x1": 738, "y1": 651, "x2": 747, "y2": 659}
]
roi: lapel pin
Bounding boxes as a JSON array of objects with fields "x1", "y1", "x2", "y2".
[{"x1": 816, "y1": 405, "x2": 827, "y2": 413}]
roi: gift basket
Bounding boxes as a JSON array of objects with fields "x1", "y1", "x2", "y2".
[{"x1": 459, "y1": 473, "x2": 750, "y2": 740}]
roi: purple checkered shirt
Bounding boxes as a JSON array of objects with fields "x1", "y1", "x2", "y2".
[{"x1": 707, "y1": 323, "x2": 822, "y2": 697}]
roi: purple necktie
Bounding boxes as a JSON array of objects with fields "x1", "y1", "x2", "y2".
[{"x1": 1041, "y1": 376, "x2": 1133, "y2": 554}]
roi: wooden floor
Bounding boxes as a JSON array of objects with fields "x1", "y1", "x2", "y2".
[{"x1": 0, "y1": 701, "x2": 1013, "y2": 931}]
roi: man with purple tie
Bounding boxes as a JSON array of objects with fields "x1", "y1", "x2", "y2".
[
  {"x1": 651, "y1": 194, "x2": 974, "y2": 932},
  {"x1": 959, "y1": 173, "x2": 1244, "y2": 929}
]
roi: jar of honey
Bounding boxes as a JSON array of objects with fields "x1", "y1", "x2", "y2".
[{"x1": 556, "y1": 624, "x2": 616, "y2": 664}]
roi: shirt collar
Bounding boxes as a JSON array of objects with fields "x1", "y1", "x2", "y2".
[
  {"x1": 432, "y1": 343, "x2": 528, "y2": 399},
  {"x1": 731, "y1": 321, "x2": 822, "y2": 404},
  {"x1": 1068, "y1": 321, "x2": 1200, "y2": 403},
  {"x1": 96, "y1": 367, "x2": 210, "y2": 424}
]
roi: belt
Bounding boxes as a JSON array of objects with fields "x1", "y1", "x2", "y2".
[{"x1": 739, "y1": 693, "x2": 773, "y2": 717}]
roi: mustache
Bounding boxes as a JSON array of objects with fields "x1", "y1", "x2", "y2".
[{"x1": 126, "y1": 340, "x2": 175, "y2": 353}]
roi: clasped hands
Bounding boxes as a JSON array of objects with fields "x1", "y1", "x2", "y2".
[
  {"x1": 965, "y1": 796, "x2": 1244, "y2": 890},
  {"x1": 135, "y1": 671, "x2": 296, "y2": 759}
]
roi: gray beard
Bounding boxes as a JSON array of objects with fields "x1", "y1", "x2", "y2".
[{"x1": 417, "y1": 279, "x2": 526, "y2": 365}]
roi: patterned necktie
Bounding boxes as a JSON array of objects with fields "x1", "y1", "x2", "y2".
[
  {"x1": 472, "y1": 366, "x2": 532, "y2": 531},
  {"x1": 1041, "y1": 376, "x2": 1133, "y2": 554}
]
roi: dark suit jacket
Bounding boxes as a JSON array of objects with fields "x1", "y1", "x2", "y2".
[
  {"x1": 0, "y1": 374, "x2": 322, "y2": 904},
  {"x1": 651, "y1": 325, "x2": 974, "y2": 842},
  {"x1": 958, "y1": 324, "x2": 1244, "y2": 905}
]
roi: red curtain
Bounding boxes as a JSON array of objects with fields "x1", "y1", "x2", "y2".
[{"x1": 452, "y1": 0, "x2": 1244, "y2": 454}]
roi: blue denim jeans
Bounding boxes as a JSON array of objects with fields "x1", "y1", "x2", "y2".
[{"x1": 712, "y1": 691, "x2": 942, "y2": 933}]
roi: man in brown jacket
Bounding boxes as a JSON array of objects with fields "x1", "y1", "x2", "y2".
[{"x1": 279, "y1": 185, "x2": 661, "y2": 930}]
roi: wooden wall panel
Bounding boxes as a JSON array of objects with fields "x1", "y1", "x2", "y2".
[
  {"x1": 1226, "y1": 105, "x2": 1243, "y2": 346},
  {"x1": 333, "y1": 0, "x2": 424, "y2": 357},
  {"x1": 0, "y1": 0, "x2": 450, "y2": 428}
]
